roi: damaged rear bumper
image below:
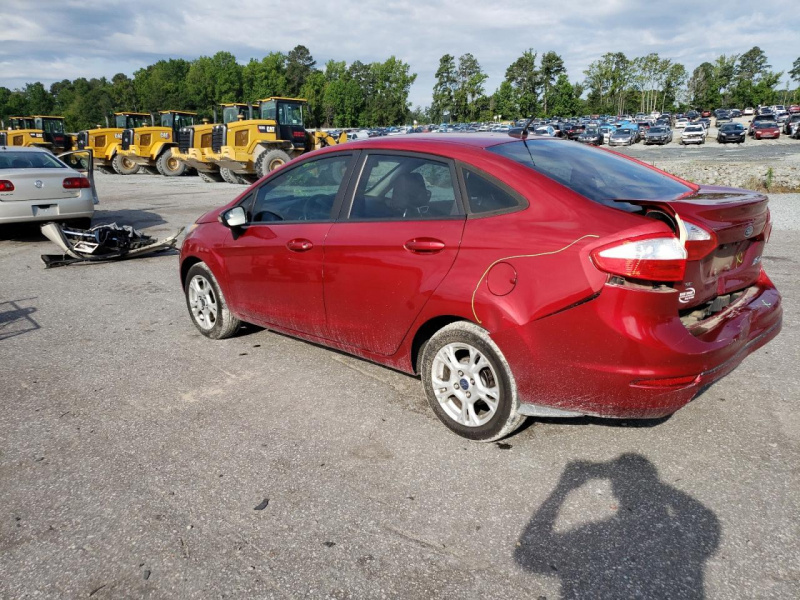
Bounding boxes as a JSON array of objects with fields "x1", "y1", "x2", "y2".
[{"x1": 492, "y1": 269, "x2": 782, "y2": 419}]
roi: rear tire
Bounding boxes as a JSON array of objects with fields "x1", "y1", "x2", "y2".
[
  {"x1": 199, "y1": 171, "x2": 224, "y2": 183},
  {"x1": 111, "y1": 154, "x2": 139, "y2": 175},
  {"x1": 420, "y1": 322, "x2": 526, "y2": 442},
  {"x1": 255, "y1": 149, "x2": 291, "y2": 178},
  {"x1": 156, "y1": 149, "x2": 187, "y2": 177},
  {"x1": 220, "y1": 168, "x2": 241, "y2": 184},
  {"x1": 184, "y1": 262, "x2": 241, "y2": 340}
]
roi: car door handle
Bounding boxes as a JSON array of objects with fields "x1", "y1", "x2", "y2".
[
  {"x1": 287, "y1": 239, "x2": 313, "y2": 252},
  {"x1": 404, "y1": 238, "x2": 446, "y2": 254}
]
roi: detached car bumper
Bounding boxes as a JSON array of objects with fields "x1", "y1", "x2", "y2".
[{"x1": 492, "y1": 269, "x2": 782, "y2": 419}]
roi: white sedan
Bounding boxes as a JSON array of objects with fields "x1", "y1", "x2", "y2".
[
  {"x1": 674, "y1": 118, "x2": 689, "y2": 128},
  {"x1": 0, "y1": 147, "x2": 96, "y2": 226}
]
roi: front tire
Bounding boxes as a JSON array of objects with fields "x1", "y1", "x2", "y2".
[
  {"x1": 420, "y1": 322, "x2": 525, "y2": 442},
  {"x1": 111, "y1": 153, "x2": 139, "y2": 175},
  {"x1": 157, "y1": 149, "x2": 187, "y2": 177},
  {"x1": 255, "y1": 149, "x2": 292, "y2": 178},
  {"x1": 184, "y1": 262, "x2": 241, "y2": 339}
]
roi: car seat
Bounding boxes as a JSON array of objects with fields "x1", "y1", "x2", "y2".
[{"x1": 390, "y1": 172, "x2": 431, "y2": 218}]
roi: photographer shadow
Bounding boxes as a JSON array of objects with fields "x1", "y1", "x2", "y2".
[{"x1": 515, "y1": 454, "x2": 720, "y2": 599}]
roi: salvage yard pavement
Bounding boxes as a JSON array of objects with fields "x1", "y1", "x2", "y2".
[{"x1": 1, "y1": 170, "x2": 799, "y2": 598}]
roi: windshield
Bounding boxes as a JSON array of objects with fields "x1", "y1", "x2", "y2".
[
  {"x1": 259, "y1": 100, "x2": 277, "y2": 120},
  {"x1": 0, "y1": 151, "x2": 66, "y2": 169},
  {"x1": 224, "y1": 106, "x2": 250, "y2": 124},
  {"x1": 612, "y1": 130, "x2": 631, "y2": 136},
  {"x1": 488, "y1": 140, "x2": 691, "y2": 207},
  {"x1": 116, "y1": 115, "x2": 149, "y2": 128},
  {"x1": 754, "y1": 122, "x2": 777, "y2": 129},
  {"x1": 685, "y1": 126, "x2": 703, "y2": 133},
  {"x1": 721, "y1": 124, "x2": 743, "y2": 131},
  {"x1": 649, "y1": 127, "x2": 666, "y2": 133}
]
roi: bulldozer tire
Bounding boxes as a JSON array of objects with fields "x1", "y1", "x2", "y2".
[
  {"x1": 237, "y1": 173, "x2": 258, "y2": 185},
  {"x1": 111, "y1": 154, "x2": 139, "y2": 175},
  {"x1": 199, "y1": 171, "x2": 224, "y2": 183},
  {"x1": 255, "y1": 149, "x2": 291, "y2": 178},
  {"x1": 219, "y1": 168, "x2": 241, "y2": 184},
  {"x1": 156, "y1": 150, "x2": 187, "y2": 177}
]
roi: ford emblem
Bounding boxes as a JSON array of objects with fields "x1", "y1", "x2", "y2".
[
  {"x1": 34, "y1": 180, "x2": 43, "y2": 189},
  {"x1": 744, "y1": 224, "x2": 754, "y2": 238}
]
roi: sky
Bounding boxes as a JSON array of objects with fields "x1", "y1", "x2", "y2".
[{"x1": 1, "y1": 0, "x2": 798, "y2": 108}]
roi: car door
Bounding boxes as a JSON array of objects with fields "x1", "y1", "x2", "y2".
[
  {"x1": 323, "y1": 151, "x2": 466, "y2": 356},
  {"x1": 58, "y1": 150, "x2": 98, "y2": 204},
  {"x1": 219, "y1": 153, "x2": 354, "y2": 335}
]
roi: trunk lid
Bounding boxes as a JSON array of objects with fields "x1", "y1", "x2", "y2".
[
  {"x1": 629, "y1": 186, "x2": 769, "y2": 309},
  {"x1": 1, "y1": 169, "x2": 83, "y2": 202}
]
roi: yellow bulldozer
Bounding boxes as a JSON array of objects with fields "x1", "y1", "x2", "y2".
[
  {"x1": 205, "y1": 97, "x2": 347, "y2": 184},
  {"x1": 75, "y1": 112, "x2": 151, "y2": 174},
  {"x1": 1, "y1": 116, "x2": 72, "y2": 153},
  {"x1": 116, "y1": 110, "x2": 196, "y2": 176},
  {"x1": 171, "y1": 103, "x2": 251, "y2": 183}
]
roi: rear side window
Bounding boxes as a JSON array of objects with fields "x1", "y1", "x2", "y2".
[
  {"x1": 461, "y1": 168, "x2": 523, "y2": 215},
  {"x1": 0, "y1": 151, "x2": 65, "y2": 169},
  {"x1": 488, "y1": 140, "x2": 691, "y2": 208}
]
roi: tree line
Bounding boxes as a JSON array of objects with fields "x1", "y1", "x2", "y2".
[
  {"x1": 1, "y1": 45, "x2": 798, "y2": 131},
  {"x1": 0, "y1": 46, "x2": 416, "y2": 131},
  {"x1": 432, "y1": 47, "x2": 799, "y2": 123}
]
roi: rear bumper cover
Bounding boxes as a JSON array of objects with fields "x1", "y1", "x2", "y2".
[
  {"x1": 493, "y1": 270, "x2": 782, "y2": 419},
  {"x1": 0, "y1": 194, "x2": 94, "y2": 224}
]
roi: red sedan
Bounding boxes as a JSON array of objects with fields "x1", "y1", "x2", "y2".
[
  {"x1": 180, "y1": 134, "x2": 782, "y2": 441},
  {"x1": 752, "y1": 121, "x2": 781, "y2": 139}
]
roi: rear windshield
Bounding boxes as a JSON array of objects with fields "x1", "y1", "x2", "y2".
[
  {"x1": 488, "y1": 139, "x2": 691, "y2": 207},
  {"x1": 0, "y1": 151, "x2": 65, "y2": 169}
]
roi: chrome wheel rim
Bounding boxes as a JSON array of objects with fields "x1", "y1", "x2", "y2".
[
  {"x1": 188, "y1": 274, "x2": 218, "y2": 330},
  {"x1": 431, "y1": 342, "x2": 500, "y2": 427}
]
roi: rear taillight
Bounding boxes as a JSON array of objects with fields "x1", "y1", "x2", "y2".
[
  {"x1": 683, "y1": 221, "x2": 718, "y2": 260},
  {"x1": 63, "y1": 177, "x2": 91, "y2": 189},
  {"x1": 0, "y1": 180, "x2": 14, "y2": 192},
  {"x1": 592, "y1": 236, "x2": 687, "y2": 282}
]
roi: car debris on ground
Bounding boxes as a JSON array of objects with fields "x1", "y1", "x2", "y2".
[{"x1": 40, "y1": 221, "x2": 183, "y2": 268}]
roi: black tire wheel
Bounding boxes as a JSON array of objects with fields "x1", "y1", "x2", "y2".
[
  {"x1": 111, "y1": 153, "x2": 139, "y2": 175},
  {"x1": 184, "y1": 262, "x2": 241, "y2": 339},
  {"x1": 255, "y1": 149, "x2": 291, "y2": 178},
  {"x1": 157, "y1": 149, "x2": 187, "y2": 177},
  {"x1": 219, "y1": 167, "x2": 241, "y2": 184},
  {"x1": 420, "y1": 322, "x2": 526, "y2": 442},
  {"x1": 199, "y1": 171, "x2": 224, "y2": 183}
]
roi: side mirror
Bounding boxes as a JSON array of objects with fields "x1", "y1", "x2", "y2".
[{"x1": 221, "y1": 206, "x2": 246, "y2": 228}]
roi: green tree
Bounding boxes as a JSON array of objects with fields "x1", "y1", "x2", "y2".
[
  {"x1": 492, "y1": 80, "x2": 517, "y2": 121},
  {"x1": 791, "y1": 57, "x2": 800, "y2": 83},
  {"x1": 286, "y1": 45, "x2": 316, "y2": 96},
  {"x1": 539, "y1": 51, "x2": 565, "y2": 116},
  {"x1": 505, "y1": 49, "x2": 538, "y2": 117},
  {"x1": 242, "y1": 53, "x2": 288, "y2": 101},
  {"x1": 453, "y1": 53, "x2": 487, "y2": 121},
  {"x1": 431, "y1": 54, "x2": 457, "y2": 123},
  {"x1": 584, "y1": 52, "x2": 632, "y2": 115},
  {"x1": 133, "y1": 59, "x2": 191, "y2": 112},
  {"x1": 549, "y1": 74, "x2": 582, "y2": 117}
]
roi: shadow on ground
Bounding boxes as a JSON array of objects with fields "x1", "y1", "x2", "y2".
[{"x1": 515, "y1": 453, "x2": 720, "y2": 599}]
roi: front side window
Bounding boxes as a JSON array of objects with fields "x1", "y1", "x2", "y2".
[
  {"x1": 348, "y1": 154, "x2": 461, "y2": 220},
  {"x1": 488, "y1": 139, "x2": 691, "y2": 208},
  {"x1": 248, "y1": 155, "x2": 350, "y2": 223},
  {"x1": 260, "y1": 100, "x2": 277, "y2": 120}
]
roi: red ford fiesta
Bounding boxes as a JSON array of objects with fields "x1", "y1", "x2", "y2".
[{"x1": 179, "y1": 134, "x2": 782, "y2": 441}]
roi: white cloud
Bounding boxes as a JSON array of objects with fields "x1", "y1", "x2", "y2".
[{"x1": 0, "y1": 0, "x2": 797, "y2": 106}]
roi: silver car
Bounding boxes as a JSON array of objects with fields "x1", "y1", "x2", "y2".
[
  {"x1": 608, "y1": 129, "x2": 634, "y2": 146},
  {"x1": 0, "y1": 147, "x2": 96, "y2": 226}
]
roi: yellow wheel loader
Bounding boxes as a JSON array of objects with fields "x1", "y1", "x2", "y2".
[
  {"x1": 1, "y1": 116, "x2": 72, "y2": 153},
  {"x1": 75, "y1": 112, "x2": 151, "y2": 173},
  {"x1": 172, "y1": 104, "x2": 252, "y2": 183},
  {"x1": 205, "y1": 97, "x2": 345, "y2": 183},
  {"x1": 116, "y1": 110, "x2": 196, "y2": 176}
]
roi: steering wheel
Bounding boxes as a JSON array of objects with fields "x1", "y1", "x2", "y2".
[{"x1": 300, "y1": 194, "x2": 331, "y2": 220}]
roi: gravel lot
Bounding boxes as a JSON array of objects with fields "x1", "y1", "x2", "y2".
[{"x1": 1, "y1": 166, "x2": 799, "y2": 599}]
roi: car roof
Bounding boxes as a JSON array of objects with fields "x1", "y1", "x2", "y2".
[
  {"x1": 0, "y1": 145, "x2": 55, "y2": 153},
  {"x1": 337, "y1": 133, "x2": 533, "y2": 151}
]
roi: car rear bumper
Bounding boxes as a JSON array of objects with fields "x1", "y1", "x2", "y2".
[
  {"x1": 492, "y1": 269, "x2": 782, "y2": 419},
  {"x1": 0, "y1": 194, "x2": 94, "y2": 224}
]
